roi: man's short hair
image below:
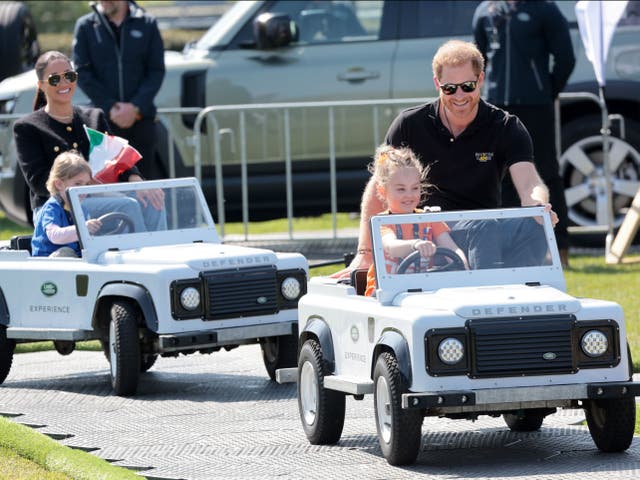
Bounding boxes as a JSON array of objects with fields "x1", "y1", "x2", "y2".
[{"x1": 432, "y1": 40, "x2": 484, "y2": 80}]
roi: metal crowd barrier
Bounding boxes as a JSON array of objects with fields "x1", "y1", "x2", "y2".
[
  {"x1": 186, "y1": 98, "x2": 433, "y2": 240},
  {"x1": 183, "y1": 94, "x2": 615, "y2": 241}
]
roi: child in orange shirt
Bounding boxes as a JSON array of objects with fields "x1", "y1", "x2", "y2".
[{"x1": 364, "y1": 145, "x2": 468, "y2": 296}]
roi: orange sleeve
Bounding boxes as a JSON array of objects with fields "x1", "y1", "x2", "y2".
[
  {"x1": 429, "y1": 221, "x2": 450, "y2": 239},
  {"x1": 364, "y1": 265, "x2": 376, "y2": 296}
]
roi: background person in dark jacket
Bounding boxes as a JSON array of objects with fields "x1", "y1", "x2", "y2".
[
  {"x1": 73, "y1": 0, "x2": 165, "y2": 180},
  {"x1": 472, "y1": 0, "x2": 575, "y2": 267}
]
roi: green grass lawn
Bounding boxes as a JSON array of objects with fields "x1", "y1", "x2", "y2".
[
  {"x1": 222, "y1": 212, "x2": 360, "y2": 235},
  {"x1": 0, "y1": 445, "x2": 70, "y2": 480},
  {"x1": 0, "y1": 213, "x2": 32, "y2": 240},
  {"x1": 0, "y1": 417, "x2": 139, "y2": 479}
]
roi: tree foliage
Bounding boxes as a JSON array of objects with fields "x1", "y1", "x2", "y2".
[{"x1": 23, "y1": 1, "x2": 93, "y2": 34}]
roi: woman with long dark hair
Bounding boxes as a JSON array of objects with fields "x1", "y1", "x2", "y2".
[{"x1": 13, "y1": 50, "x2": 164, "y2": 231}]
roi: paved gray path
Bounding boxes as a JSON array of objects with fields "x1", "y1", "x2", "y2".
[{"x1": 0, "y1": 346, "x2": 639, "y2": 480}]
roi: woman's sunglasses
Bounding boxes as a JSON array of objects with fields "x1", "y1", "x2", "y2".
[
  {"x1": 439, "y1": 80, "x2": 477, "y2": 95},
  {"x1": 47, "y1": 71, "x2": 78, "y2": 87}
]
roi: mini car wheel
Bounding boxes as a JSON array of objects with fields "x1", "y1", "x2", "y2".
[
  {"x1": 140, "y1": 353, "x2": 157, "y2": 373},
  {"x1": 584, "y1": 397, "x2": 636, "y2": 452},
  {"x1": 103, "y1": 339, "x2": 156, "y2": 373},
  {"x1": 374, "y1": 352, "x2": 422, "y2": 465},
  {"x1": 0, "y1": 326, "x2": 15, "y2": 384},
  {"x1": 108, "y1": 300, "x2": 141, "y2": 396},
  {"x1": 503, "y1": 410, "x2": 546, "y2": 432},
  {"x1": 297, "y1": 339, "x2": 345, "y2": 444},
  {"x1": 260, "y1": 333, "x2": 298, "y2": 381},
  {"x1": 53, "y1": 340, "x2": 75, "y2": 356},
  {"x1": 95, "y1": 212, "x2": 136, "y2": 235}
]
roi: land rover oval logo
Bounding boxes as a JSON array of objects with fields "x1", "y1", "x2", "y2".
[
  {"x1": 350, "y1": 325, "x2": 359, "y2": 342},
  {"x1": 256, "y1": 296, "x2": 268, "y2": 304},
  {"x1": 41, "y1": 282, "x2": 57, "y2": 297},
  {"x1": 543, "y1": 352, "x2": 557, "y2": 360}
]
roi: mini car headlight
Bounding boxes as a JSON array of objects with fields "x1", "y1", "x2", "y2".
[
  {"x1": 581, "y1": 329, "x2": 608, "y2": 357},
  {"x1": 180, "y1": 287, "x2": 201, "y2": 311},
  {"x1": 281, "y1": 277, "x2": 301, "y2": 300},
  {"x1": 438, "y1": 337, "x2": 464, "y2": 365}
]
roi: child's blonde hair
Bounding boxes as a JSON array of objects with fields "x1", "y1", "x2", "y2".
[
  {"x1": 368, "y1": 144, "x2": 430, "y2": 200},
  {"x1": 46, "y1": 150, "x2": 92, "y2": 195}
]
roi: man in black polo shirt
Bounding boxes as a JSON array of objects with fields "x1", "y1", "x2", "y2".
[{"x1": 338, "y1": 40, "x2": 557, "y2": 274}]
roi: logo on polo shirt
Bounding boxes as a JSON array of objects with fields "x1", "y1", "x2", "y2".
[{"x1": 475, "y1": 152, "x2": 493, "y2": 162}]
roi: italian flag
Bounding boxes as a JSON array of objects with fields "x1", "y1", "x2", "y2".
[{"x1": 84, "y1": 125, "x2": 142, "y2": 183}]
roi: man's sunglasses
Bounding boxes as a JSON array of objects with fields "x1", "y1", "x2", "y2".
[
  {"x1": 439, "y1": 80, "x2": 477, "y2": 95},
  {"x1": 47, "y1": 71, "x2": 78, "y2": 87}
]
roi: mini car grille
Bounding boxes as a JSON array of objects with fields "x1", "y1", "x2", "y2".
[
  {"x1": 202, "y1": 266, "x2": 278, "y2": 320},
  {"x1": 469, "y1": 315, "x2": 574, "y2": 377}
]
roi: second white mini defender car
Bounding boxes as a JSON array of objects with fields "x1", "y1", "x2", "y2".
[
  {"x1": 287, "y1": 207, "x2": 639, "y2": 465},
  {"x1": 0, "y1": 178, "x2": 307, "y2": 396}
]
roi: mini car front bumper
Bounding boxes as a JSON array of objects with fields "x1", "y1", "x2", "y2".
[
  {"x1": 157, "y1": 320, "x2": 296, "y2": 353},
  {"x1": 402, "y1": 380, "x2": 640, "y2": 410}
]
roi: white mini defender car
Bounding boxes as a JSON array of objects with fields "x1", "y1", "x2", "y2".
[
  {"x1": 287, "y1": 207, "x2": 639, "y2": 465},
  {"x1": 0, "y1": 178, "x2": 307, "y2": 396}
]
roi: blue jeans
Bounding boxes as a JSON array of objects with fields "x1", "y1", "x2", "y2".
[
  {"x1": 128, "y1": 192, "x2": 167, "y2": 232},
  {"x1": 450, "y1": 218, "x2": 547, "y2": 269},
  {"x1": 83, "y1": 195, "x2": 147, "y2": 232}
]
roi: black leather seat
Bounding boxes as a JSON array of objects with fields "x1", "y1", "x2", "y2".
[
  {"x1": 10, "y1": 234, "x2": 32, "y2": 255},
  {"x1": 350, "y1": 268, "x2": 368, "y2": 296}
]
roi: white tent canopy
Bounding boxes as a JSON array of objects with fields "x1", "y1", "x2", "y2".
[{"x1": 575, "y1": 0, "x2": 628, "y2": 87}]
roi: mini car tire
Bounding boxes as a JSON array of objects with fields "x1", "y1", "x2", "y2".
[
  {"x1": 53, "y1": 340, "x2": 75, "y2": 356},
  {"x1": 502, "y1": 411, "x2": 545, "y2": 432},
  {"x1": 374, "y1": 352, "x2": 422, "y2": 465},
  {"x1": 0, "y1": 326, "x2": 15, "y2": 384},
  {"x1": 140, "y1": 353, "x2": 157, "y2": 373},
  {"x1": 103, "y1": 339, "x2": 156, "y2": 373},
  {"x1": 108, "y1": 300, "x2": 141, "y2": 396},
  {"x1": 584, "y1": 397, "x2": 636, "y2": 452},
  {"x1": 100, "y1": 339, "x2": 110, "y2": 361},
  {"x1": 261, "y1": 333, "x2": 298, "y2": 381},
  {"x1": 297, "y1": 339, "x2": 345, "y2": 444}
]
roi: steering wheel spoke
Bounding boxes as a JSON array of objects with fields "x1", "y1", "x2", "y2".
[
  {"x1": 397, "y1": 247, "x2": 465, "y2": 274},
  {"x1": 95, "y1": 212, "x2": 136, "y2": 236}
]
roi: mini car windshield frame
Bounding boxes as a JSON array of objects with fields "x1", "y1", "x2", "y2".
[
  {"x1": 370, "y1": 207, "x2": 564, "y2": 304},
  {"x1": 67, "y1": 177, "x2": 220, "y2": 260}
]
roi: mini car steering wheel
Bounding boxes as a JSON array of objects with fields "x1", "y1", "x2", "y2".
[
  {"x1": 397, "y1": 247, "x2": 465, "y2": 274},
  {"x1": 95, "y1": 212, "x2": 136, "y2": 236}
]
